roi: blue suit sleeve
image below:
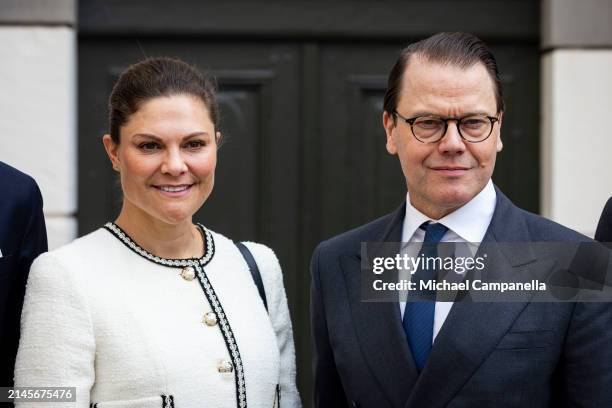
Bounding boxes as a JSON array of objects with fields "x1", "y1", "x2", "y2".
[
  {"x1": 555, "y1": 299, "x2": 612, "y2": 406},
  {"x1": 310, "y1": 245, "x2": 350, "y2": 408},
  {"x1": 0, "y1": 176, "x2": 47, "y2": 388}
]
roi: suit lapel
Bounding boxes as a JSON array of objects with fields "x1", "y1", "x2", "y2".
[
  {"x1": 340, "y1": 204, "x2": 420, "y2": 407},
  {"x1": 404, "y1": 189, "x2": 551, "y2": 408},
  {"x1": 405, "y1": 246, "x2": 533, "y2": 407}
]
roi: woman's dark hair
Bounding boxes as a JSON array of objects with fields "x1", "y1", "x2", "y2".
[
  {"x1": 383, "y1": 32, "x2": 505, "y2": 116},
  {"x1": 108, "y1": 57, "x2": 219, "y2": 143}
]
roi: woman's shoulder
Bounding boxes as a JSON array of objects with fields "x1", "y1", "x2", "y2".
[
  {"x1": 24, "y1": 229, "x2": 116, "y2": 304},
  {"x1": 207, "y1": 229, "x2": 280, "y2": 268},
  {"x1": 240, "y1": 241, "x2": 281, "y2": 271},
  {"x1": 206, "y1": 228, "x2": 283, "y2": 284},
  {"x1": 31, "y1": 228, "x2": 119, "y2": 278},
  {"x1": 38, "y1": 228, "x2": 114, "y2": 261},
  {"x1": 236, "y1": 241, "x2": 284, "y2": 297}
]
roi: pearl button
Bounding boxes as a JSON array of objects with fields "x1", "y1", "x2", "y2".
[
  {"x1": 180, "y1": 266, "x2": 196, "y2": 281},
  {"x1": 217, "y1": 360, "x2": 233, "y2": 373},
  {"x1": 203, "y1": 312, "x2": 218, "y2": 326}
]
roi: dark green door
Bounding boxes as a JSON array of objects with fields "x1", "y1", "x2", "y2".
[{"x1": 79, "y1": 1, "x2": 540, "y2": 405}]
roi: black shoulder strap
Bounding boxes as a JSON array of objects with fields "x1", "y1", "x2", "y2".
[{"x1": 235, "y1": 242, "x2": 268, "y2": 311}]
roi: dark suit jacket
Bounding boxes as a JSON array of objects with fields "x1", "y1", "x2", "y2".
[
  {"x1": 311, "y1": 187, "x2": 612, "y2": 407},
  {"x1": 595, "y1": 197, "x2": 612, "y2": 243},
  {"x1": 0, "y1": 162, "x2": 47, "y2": 387}
]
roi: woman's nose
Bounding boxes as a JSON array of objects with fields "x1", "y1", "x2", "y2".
[{"x1": 161, "y1": 148, "x2": 188, "y2": 176}]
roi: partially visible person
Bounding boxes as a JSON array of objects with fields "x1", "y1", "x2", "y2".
[
  {"x1": 0, "y1": 162, "x2": 47, "y2": 392},
  {"x1": 595, "y1": 197, "x2": 612, "y2": 244},
  {"x1": 311, "y1": 32, "x2": 612, "y2": 407},
  {"x1": 15, "y1": 58, "x2": 300, "y2": 407}
]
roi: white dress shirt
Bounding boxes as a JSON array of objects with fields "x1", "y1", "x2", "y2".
[{"x1": 399, "y1": 179, "x2": 497, "y2": 341}]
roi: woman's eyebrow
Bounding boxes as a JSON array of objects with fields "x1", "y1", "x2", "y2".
[
  {"x1": 130, "y1": 133, "x2": 162, "y2": 141},
  {"x1": 130, "y1": 132, "x2": 209, "y2": 141},
  {"x1": 182, "y1": 132, "x2": 209, "y2": 140}
]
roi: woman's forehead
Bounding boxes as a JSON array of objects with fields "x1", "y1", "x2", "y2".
[{"x1": 121, "y1": 95, "x2": 214, "y2": 138}]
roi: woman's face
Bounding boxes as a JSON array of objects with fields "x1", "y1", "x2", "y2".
[{"x1": 103, "y1": 94, "x2": 218, "y2": 226}]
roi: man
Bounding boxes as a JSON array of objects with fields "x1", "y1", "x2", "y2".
[
  {"x1": 595, "y1": 197, "x2": 612, "y2": 244},
  {"x1": 0, "y1": 162, "x2": 47, "y2": 390},
  {"x1": 311, "y1": 32, "x2": 612, "y2": 407}
]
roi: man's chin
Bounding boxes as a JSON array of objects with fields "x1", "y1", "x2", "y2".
[{"x1": 434, "y1": 191, "x2": 477, "y2": 211}]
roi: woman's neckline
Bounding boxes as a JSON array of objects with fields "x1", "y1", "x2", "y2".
[{"x1": 103, "y1": 221, "x2": 215, "y2": 268}]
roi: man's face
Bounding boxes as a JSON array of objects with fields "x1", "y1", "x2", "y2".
[{"x1": 383, "y1": 57, "x2": 503, "y2": 219}]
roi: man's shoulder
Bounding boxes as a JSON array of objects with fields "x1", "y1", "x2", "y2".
[
  {"x1": 0, "y1": 161, "x2": 36, "y2": 184},
  {"x1": 489, "y1": 187, "x2": 590, "y2": 242},
  {"x1": 504, "y1": 203, "x2": 590, "y2": 243},
  {"x1": 602, "y1": 196, "x2": 612, "y2": 215},
  {"x1": 595, "y1": 196, "x2": 612, "y2": 242},
  {"x1": 0, "y1": 161, "x2": 42, "y2": 205}
]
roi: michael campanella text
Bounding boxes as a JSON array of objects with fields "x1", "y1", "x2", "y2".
[{"x1": 373, "y1": 279, "x2": 547, "y2": 293}]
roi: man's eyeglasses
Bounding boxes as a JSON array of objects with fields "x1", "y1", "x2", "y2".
[{"x1": 393, "y1": 111, "x2": 500, "y2": 143}]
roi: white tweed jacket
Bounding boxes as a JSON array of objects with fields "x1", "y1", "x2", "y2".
[{"x1": 14, "y1": 224, "x2": 301, "y2": 408}]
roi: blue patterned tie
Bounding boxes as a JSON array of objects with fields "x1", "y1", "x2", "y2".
[{"x1": 403, "y1": 221, "x2": 448, "y2": 372}]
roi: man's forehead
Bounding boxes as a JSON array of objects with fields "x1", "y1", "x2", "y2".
[
  {"x1": 404, "y1": 57, "x2": 491, "y2": 87},
  {"x1": 398, "y1": 57, "x2": 497, "y2": 111}
]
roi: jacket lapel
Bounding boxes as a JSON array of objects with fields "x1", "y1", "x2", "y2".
[
  {"x1": 404, "y1": 189, "x2": 552, "y2": 408},
  {"x1": 340, "y1": 204, "x2": 420, "y2": 407}
]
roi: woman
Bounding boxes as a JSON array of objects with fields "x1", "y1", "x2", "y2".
[{"x1": 15, "y1": 58, "x2": 301, "y2": 408}]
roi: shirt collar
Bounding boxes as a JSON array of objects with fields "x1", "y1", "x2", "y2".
[{"x1": 402, "y1": 179, "x2": 497, "y2": 243}]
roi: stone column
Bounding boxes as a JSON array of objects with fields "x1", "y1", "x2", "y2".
[
  {"x1": 0, "y1": 0, "x2": 76, "y2": 249},
  {"x1": 541, "y1": 0, "x2": 612, "y2": 235}
]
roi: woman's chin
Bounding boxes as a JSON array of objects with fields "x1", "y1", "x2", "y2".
[{"x1": 153, "y1": 209, "x2": 195, "y2": 226}]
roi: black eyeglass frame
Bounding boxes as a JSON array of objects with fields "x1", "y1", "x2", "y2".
[{"x1": 392, "y1": 111, "x2": 500, "y2": 144}]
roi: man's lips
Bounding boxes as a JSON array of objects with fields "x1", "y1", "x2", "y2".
[{"x1": 429, "y1": 166, "x2": 470, "y2": 175}]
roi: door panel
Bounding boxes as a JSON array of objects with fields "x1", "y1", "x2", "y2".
[
  {"x1": 317, "y1": 43, "x2": 540, "y2": 240},
  {"x1": 80, "y1": 32, "x2": 539, "y2": 408}
]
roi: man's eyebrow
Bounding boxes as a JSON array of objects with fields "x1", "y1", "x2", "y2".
[
  {"x1": 459, "y1": 111, "x2": 493, "y2": 117},
  {"x1": 130, "y1": 132, "x2": 210, "y2": 141},
  {"x1": 406, "y1": 110, "x2": 494, "y2": 118},
  {"x1": 408, "y1": 111, "x2": 437, "y2": 117}
]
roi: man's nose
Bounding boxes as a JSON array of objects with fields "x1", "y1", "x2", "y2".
[
  {"x1": 161, "y1": 148, "x2": 188, "y2": 176},
  {"x1": 437, "y1": 121, "x2": 466, "y2": 154}
]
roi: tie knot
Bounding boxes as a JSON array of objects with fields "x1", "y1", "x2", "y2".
[{"x1": 421, "y1": 222, "x2": 448, "y2": 244}]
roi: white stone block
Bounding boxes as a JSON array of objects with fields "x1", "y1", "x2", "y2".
[
  {"x1": 0, "y1": 26, "x2": 76, "y2": 215},
  {"x1": 541, "y1": 50, "x2": 612, "y2": 236},
  {"x1": 45, "y1": 216, "x2": 77, "y2": 251}
]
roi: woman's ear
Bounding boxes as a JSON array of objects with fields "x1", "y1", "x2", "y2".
[
  {"x1": 102, "y1": 134, "x2": 121, "y2": 171},
  {"x1": 215, "y1": 131, "x2": 223, "y2": 148}
]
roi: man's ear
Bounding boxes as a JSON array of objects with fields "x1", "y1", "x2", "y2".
[
  {"x1": 383, "y1": 111, "x2": 398, "y2": 155},
  {"x1": 102, "y1": 134, "x2": 120, "y2": 171},
  {"x1": 496, "y1": 112, "x2": 504, "y2": 152}
]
